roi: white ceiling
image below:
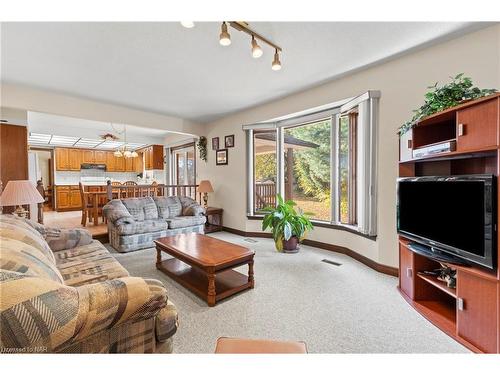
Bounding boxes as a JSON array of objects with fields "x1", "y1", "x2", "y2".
[{"x1": 1, "y1": 22, "x2": 490, "y2": 122}]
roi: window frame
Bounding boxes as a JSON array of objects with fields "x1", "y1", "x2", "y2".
[{"x1": 245, "y1": 91, "x2": 379, "y2": 237}]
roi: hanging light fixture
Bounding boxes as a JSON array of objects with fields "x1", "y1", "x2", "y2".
[
  {"x1": 219, "y1": 22, "x2": 231, "y2": 46},
  {"x1": 180, "y1": 21, "x2": 195, "y2": 28},
  {"x1": 272, "y1": 49, "x2": 282, "y2": 71},
  {"x1": 251, "y1": 36, "x2": 263, "y2": 58},
  {"x1": 112, "y1": 125, "x2": 138, "y2": 158}
]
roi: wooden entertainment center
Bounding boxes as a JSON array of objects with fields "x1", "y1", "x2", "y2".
[{"x1": 398, "y1": 93, "x2": 500, "y2": 353}]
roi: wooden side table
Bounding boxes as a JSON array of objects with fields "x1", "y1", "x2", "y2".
[{"x1": 204, "y1": 207, "x2": 223, "y2": 233}]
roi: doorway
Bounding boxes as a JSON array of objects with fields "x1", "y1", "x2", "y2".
[{"x1": 171, "y1": 143, "x2": 196, "y2": 185}]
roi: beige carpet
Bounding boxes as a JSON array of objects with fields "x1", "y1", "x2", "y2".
[{"x1": 109, "y1": 232, "x2": 469, "y2": 353}]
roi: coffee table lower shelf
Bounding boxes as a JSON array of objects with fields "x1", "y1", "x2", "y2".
[{"x1": 156, "y1": 258, "x2": 253, "y2": 306}]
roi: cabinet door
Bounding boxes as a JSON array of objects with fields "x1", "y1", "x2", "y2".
[
  {"x1": 114, "y1": 155, "x2": 125, "y2": 171},
  {"x1": 125, "y1": 157, "x2": 134, "y2": 172},
  {"x1": 56, "y1": 188, "x2": 70, "y2": 209},
  {"x1": 68, "y1": 149, "x2": 82, "y2": 170},
  {"x1": 144, "y1": 147, "x2": 151, "y2": 170},
  {"x1": 106, "y1": 152, "x2": 115, "y2": 172},
  {"x1": 457, "y1": 270, "x2": 498, "y2": 353},
  {"x1": 70, "y1": 189, "x2": 82, "y2": 209},
  {"x1": 94, "y1": 151, "x2": 107, "y2": 164},
  {"x1": 82, "y1": 150, "x2": 95, "y2": 163},
  {"x1": 152, "y1": 145, "x2": 164, "y2": 170},
  {"x1": 456, "y1": 98, "x2": 498, "y2": 152},
  {"x1": 399, "y1": 243, "x2": 414, "y2": 299},
  {"x1": 134, "y1": 152, "x2": 144, "y2": 173},
  {"x1": 55, "y1": 148, "x2": 69, "y2": 170}
]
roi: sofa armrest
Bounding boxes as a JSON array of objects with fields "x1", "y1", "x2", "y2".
[
  {"x1": 44, "y1": 227, "x2": 93, "y2": 251},
  {"x1": 179, "y1": 197, "x2": 206, "y2": 216},
  {"x1": 73, "y1": 277, "x2": 168, "y2": 343}
]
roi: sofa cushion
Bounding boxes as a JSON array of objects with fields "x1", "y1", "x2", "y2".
[
  {"x1": 103, "y1": 199, "x2": 134, "y2": 225},
  {"x1": 142, "y1": 197, "x2": 159, "y2": 220},
  {"x1": 0, "y1": 221, "x2": 56, "y2": 264},
  {"x1": 0, "y1": 236, "x2": 64, "y2": 283},
  {"x1": 122, "y1": 198, "x2": 145, "y2": 221},
  {"x1": 54, "y1": 240, "x2": 129, "y2": 286},
  {"x1": 115, "y1": 219, "x2": 167, "y2": 235},
  {"x1": 44, "y1": 228, "x2": 94, "y2": 252},
  {"x1": 154, "y1": 196, "x2": 182, "y2": 219},
  {"x1": 0, "y1": 214, "x2": 45, "y2": 237},
  {"x1": 167, "y1": 215, "x2": 206, "y2": 229}
]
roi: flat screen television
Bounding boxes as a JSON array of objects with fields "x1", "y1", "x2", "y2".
[{"x1": 397, "y1": 174, "x2": 496, "y2": 270}]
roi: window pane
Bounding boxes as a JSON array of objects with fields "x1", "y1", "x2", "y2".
[
  {"x1": 338, "y1": 116, "x2": 350, "y2": 223},
  {"x1": 253, "y1": 130, "x2": 277, "y2": 213},
  {"x1": 284, "y1": 120, "x2": 331, "y2": 222},
  {"x1": 338, "y1": 112, "x2": 357, "y2": 225}
]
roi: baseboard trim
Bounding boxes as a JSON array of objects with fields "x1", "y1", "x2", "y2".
[{"x1": 222, "y1": 226, "x2": 398, "y2": 277}]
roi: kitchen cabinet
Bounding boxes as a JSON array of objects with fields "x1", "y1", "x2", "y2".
[
  {"x1": 55, "y1": 148, "x2": 70, "y2": 171},
  {"x1": 56, "y1": 185, "x2": 82, "y2": 211},
  {"x1": 114, "y1": 155, "x2": 125, "y2": 172},
  {"x1": 68, "y1": 149, "x2": 82, "y2": 170},
  {"x1": 142, "y1": 145, "x2": 164, "y2": 170},
  {"x1": 82, "y1": 150, "x2": 95, "y2": 164},
  {"x1": 94, "y1": 151, "x2": 107, "y2": 164},
  {"x1": 106, "y1": 152, "x2": 116, "y2": 172},
  {"x1": 135, "y1": 152, "x2": 144, "y2": 173}
]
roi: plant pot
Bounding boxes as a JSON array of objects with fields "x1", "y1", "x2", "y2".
[{"x1": 282, "y1": 236, "x2": 299, "y2": 253}]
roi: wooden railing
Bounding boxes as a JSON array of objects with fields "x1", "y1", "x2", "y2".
[
  {"x1": 104, "y1": 182, "x2": 199, "y2": 202},
  {"x1": 255, "y1": 182, "x2": 276, "y2": 211}
]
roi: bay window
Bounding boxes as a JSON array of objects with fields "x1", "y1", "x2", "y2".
[{"x1": 245, "y1": 91, "x2": 379, "y2": 237}]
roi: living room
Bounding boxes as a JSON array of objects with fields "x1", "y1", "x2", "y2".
[{"x1": 1, "y1": 1, "x2": 499, "y2": 374}]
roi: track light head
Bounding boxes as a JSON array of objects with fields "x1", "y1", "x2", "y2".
[
  {"x1": 272, "y1": 49, "x2": 282, "y2": 71},
  {"x1": 180, "y1": 21, "x2": 195, "y2": 28},
  {"x1": 219, "y1": 22, "x2": 231, "y2": 46},
  {"x1": 251, "y1": 36, "x2": 263, "y2": 58}
]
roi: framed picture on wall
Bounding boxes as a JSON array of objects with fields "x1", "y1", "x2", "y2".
[
  {"x1": 212, "y1": 137, "x2": 219, "y2": 150},
  {"x1": 225, "y1": 134, "x2": 235, "y2": 148},
  {"x1": 216, "y1": 149, "x2": 228, "y2": 165}
]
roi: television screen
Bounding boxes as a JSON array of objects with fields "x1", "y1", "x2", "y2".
[{"x1": 397, "y1": 175, "x2": 495, "y2": 269}]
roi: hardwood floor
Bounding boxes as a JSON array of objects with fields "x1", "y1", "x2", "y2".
[{"x1": 43, "y1": 210, "x2": 108, "y2": 237}]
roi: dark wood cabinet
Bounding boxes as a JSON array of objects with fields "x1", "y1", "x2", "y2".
[
  {"x1": 142, "y1": 145, "x2": 164, "y2": 170},
  {"x1": 456, "y1": 98, "x2": 498, "y2": 152},
  {"x1": 457, "y1": 270, "x2": 498, "y2": 353},
  {"x1": 398, "y1": 93, "x2": 500, "y2": 353},
  {"x1": 399, "y1": 243, "x2": 414, "y2": 299}
]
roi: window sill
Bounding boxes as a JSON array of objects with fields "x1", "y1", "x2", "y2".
[{"x1": 246, "y1": 215, "x2": 377, "y2": 241}]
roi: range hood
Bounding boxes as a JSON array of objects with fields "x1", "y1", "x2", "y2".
[{"x1": 80, "y1": 163, "x2": 106, "y2": 171}]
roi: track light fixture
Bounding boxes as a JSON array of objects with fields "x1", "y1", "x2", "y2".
[
  {"x1": 219, "y1": 22, "x2": 231, "y2": 46},
  {"x1": 251, "y1": 36, "x2": 263, "y2": 58},
  {"x1": 272, "y1": 49, "x2": 282, "y2": 71}
]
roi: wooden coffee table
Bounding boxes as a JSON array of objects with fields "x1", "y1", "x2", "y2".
[{"x1": 155, "y1": 233, "x2": 255, "y2": 306}]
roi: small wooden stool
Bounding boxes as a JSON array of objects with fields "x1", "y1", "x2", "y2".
[{"x1": 215, "y1": 337, "x2": 307, "y2": 354}]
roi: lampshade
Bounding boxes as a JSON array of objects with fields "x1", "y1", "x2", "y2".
[
  {"x1": 198, "y1": 180, "x2": 214, "y2": 193},
  {"x1": 0, "y1": 180, "x2": 44, "y2": 206}
]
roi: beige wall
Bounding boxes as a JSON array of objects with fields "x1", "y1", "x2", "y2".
[{"x1": 197, "y1": 25, "x2": 500, "y2": 268}]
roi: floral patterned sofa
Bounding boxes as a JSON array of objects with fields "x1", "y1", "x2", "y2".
[
  {"x1": 103, "y1": 196, "x2": 206, "y2": 253},
  {"x1": 0, "y1": 214, "x2": 178, "y2": 353}
]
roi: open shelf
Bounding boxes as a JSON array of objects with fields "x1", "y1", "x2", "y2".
[{"x1": 417, "y1": 273, "x2": 457, "y2": 298}]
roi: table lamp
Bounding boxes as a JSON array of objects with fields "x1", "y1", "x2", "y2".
[
  {"x1": 198, "y1": 180, "x2": 214, "y2": 208},
  {"x1": 0, "y1": 180, "x2": 44, "y2": 218}
]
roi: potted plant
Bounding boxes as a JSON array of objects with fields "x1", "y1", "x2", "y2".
[{"x1": 261, "y1": 194, "x2": 314, "y2": 253}]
